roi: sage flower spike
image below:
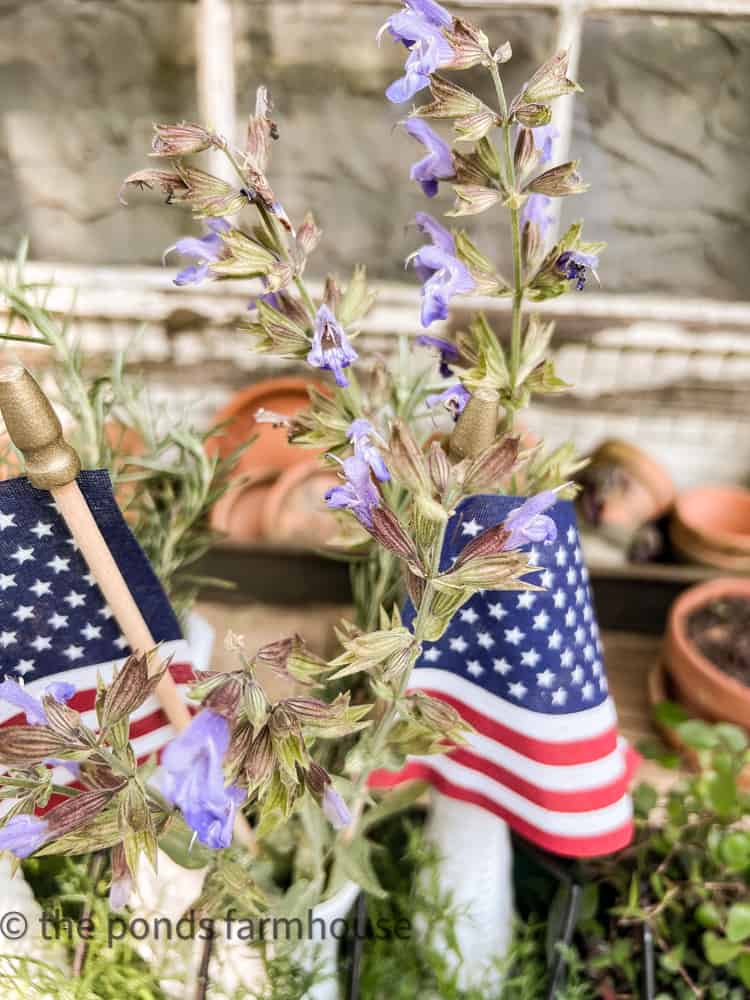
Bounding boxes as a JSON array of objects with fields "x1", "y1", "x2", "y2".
[
  {"x1": 409, "y1": 212, "x2": 475, "y2": 327},
  {"x1": 347, "y1": 419, "x2": 390, "y2": 483},
  {"x1": 164, "y1": 217, "x2": 230, "y2": 286},
  {"x1": 306, "y1": 304, "x2": 358, "y2": 388},
  {"x1": 404, "y1": 119, "x2": 454, "y2": 197},
  {"x1": 380, "y1": 0, "x2": 455, "y2": 104}
]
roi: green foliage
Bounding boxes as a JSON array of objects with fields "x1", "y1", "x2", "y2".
[
  {"x1": 574, "y1": 718, "x2": 750, "y2": 997},
  {"x1": 19, "y1": 855, "x2": 167, "y2": 999}
]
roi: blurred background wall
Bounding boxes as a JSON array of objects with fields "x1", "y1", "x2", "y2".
[{"x1": 1, "y1": 0, "x2": 749, "y2": 300}]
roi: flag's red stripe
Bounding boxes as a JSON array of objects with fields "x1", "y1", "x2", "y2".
[
  {"x1": 1, "y1": 663, "x2": 196, "y2": 728},
  {"x1": 444, "y1": 745, "x2": 630, "y2": 813},
  {"x1": 417, "y1": 687, "x2": 619, "y2": 765},
  {"x1": 369, "y1": 761, "x2": 634, "y2": 858}
]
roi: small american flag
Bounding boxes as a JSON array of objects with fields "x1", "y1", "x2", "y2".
[
  {"x1": 371, "y1": 494, "x2": 637, "y2": 858},
  {"x1": 0, "y1": 471, "x2": 197, "y2": 774}
]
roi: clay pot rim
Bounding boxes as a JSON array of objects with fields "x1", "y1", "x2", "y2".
[
  {"x1": 667, "y1": 576, "x2": 750, "y2": 705},
  {"x1": 206, "y1": 376, "x2": 325, "y2": 463},
  {"x1": 673, "y1": 485, "x2": 750, "y2": 553},
  {"x1": 212, "y1": 376, "x2": 318, "y2": 422},
  {"x1": 260, "y1": 458, "x2": 339, "y2": 542},
  {"x1": 591, "y1": 438, "x2": 675, "y2": 512},
  {"x1": 669, "y1": 519, "x2": 750, "y2": 571}
]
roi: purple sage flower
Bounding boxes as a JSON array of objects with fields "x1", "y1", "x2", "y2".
[
  {"x1": 520, "y1": 194, "x2": 554, "y2": 240},
  {"x1": 426, "y1": 383, "x2": 470, "y2": 420},
  {"x1": 404, "y1": 120, "x2": 454, "y2": 198},
  {"x1": 325, "y1": 455, "x2": 381, "y2": 528},
  {"x1": 160, "y1": 710, "x2": 245, "y2": 849},
  {"x1": 307, "y1": 305, "x2": 358, "y2": 388},
  {"x1": 556, "y1": 250, "x2": 599, "y2": 291},
  {"x1": 0, "y1": 678, "x2": 75, "y2": 726},
  {"x1": 379, "y1": 1, "x2": 454, "y2": 104},
  {"x1": 532, "y1": 124, "x2": 559, "y2": 164},
  {"x1": 503, "y1": 491, "x2": 559, "y2": 550},
  {"x1": 410, "y1": 213, "x2": 475, "y2": 328},
  {"x1": 166, "y1": 217, "x2": 230, "y2": 286},
  {"x1": 322, "y1": 786, "x2": 352, "y2": 830},
  {"x1": 109, "y1": 875, "x2": 133, "y2": 912},
  {"x1": 0, "y1": 814, "x2": 49, "y2": 858},
  {"x1": 416, "y1": 334, "x2": 459, "y2": 377},
  {"x1": 347, "y1": 419, "x2": 390, "y2": 483}
]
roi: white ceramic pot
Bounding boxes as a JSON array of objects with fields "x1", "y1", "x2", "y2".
[
  {"x1": 423, "y1": 792, "x2": 514, "y2": 993},
  {"x1": 296, "y1": 880, "x2": 362, "y2": 1000}
]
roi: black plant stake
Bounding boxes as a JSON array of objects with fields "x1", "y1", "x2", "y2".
[{"x1": 346, "y1": 891, "x2": 368, "y2": 1000}]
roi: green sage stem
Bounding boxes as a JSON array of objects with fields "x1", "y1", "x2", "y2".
[{"x1": 489, "y1": 60, "x2": 525, "y2": 402}]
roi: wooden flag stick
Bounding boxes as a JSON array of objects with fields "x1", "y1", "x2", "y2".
[{"x1": 0, "y1": 364, "x2": 256, "y2": 850}]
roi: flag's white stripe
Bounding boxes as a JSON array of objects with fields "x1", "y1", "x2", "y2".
[
  {"x1": 465, "y1": 730, "x2": 628, "y2": 791},
  {"x1": 0, "y1": 640, "x2": 193, "y2": 725},
  {"x1": 409, "y1": 667, "x2": 617, "y2": 742},
  {"x1": 409, "y1": 753, "x2": 632, "y2": 836}
]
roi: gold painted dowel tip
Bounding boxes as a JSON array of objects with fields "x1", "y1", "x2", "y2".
[
  {"x1": 449, "y1": 388, "x2": 500, "y2": 462},
  {"x1": 0, "y1": 366, "x2": 81, "y2": 489}
]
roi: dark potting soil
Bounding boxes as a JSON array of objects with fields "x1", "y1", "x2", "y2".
[{"x1": 687, "y1": 596, "x2": 750, "y2": 687}]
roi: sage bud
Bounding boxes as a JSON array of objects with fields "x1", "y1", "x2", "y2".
[
  {"x1": 449, "y1": 185, "x2": 502, "y2": 217},
  {"x1": 453, "y1": 524, "x2": 511, "y2": 568},
  {"x1": 296, "y1": 212, "x2": 322, "y2": 258},
  {"x1": 444, "y1": 19, "x2": 491, "y2": 70},
  {"x1": 522, "y1": 50, "x2": 582, "y2": 104},
  {"x1": 255, "y1": 636, "x2": 294, "y2": 675},
  {"x1": 514, "y1": 128, "x2": 537, "y2": 176},
  {"x1": 513, "y1": 104, "x2": 552, "y2": 128},
  {"x1": 528, "y1": 161, "x2": 588, "y2": 197},
  {"x1": 0, "y1": 726, "x2": 74, "y2": 766},
  {"x1": 243, "y1": 681, "x2": 269, "y2": 730},
  {"x1": 455, "y1": 109, "x2": 501, "y2": 143},
  {"x1": 494, "y1": 41, "x2": 512, "y2": 64},
  {"x1": 245, "y1": 726, "x2": 274, "y2": 792},
  {"x1": 427, "y1": 440, "x2": 451, "y2": 496},
  {"x1": 40, "y1": 695, "x2": 83, "y2": 739},
  {"x1": 46, "y1": 786, "x2": 122, "y2": 839},
  {"x1": 109, "y1": 843, "x2": 133, "y2": 911},
  {"x1": 118, "y1": 169, "x2": 187, "y2": 206},
  {"x1": 204, "y1": 676, "x2": 243, "y2": 719},
  {"x1": 367, "y1": 506, "x2": 419, "y2": 562},
  {"x1": 463, "y1": 436, "x2": 520, "y2": 491},
  {"x1": 150, "y1": 121, "x2": 216, "y2": 157},
  {"x1": 416, "y1": 75, "x2": 484, "y2": 120},
  {"x1": 101, "y1": 654, "x2": 162, "y2": 727},
  {"x1": 118, "y1": 782, "x2": 151, "y2": 834},
  {"x1": 388, "y1": 421, "x2": 431, "y2": 495}
]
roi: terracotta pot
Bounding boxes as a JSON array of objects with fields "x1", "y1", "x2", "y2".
[
  {"x1": 583, "y1": 439, "x2": 675, "y2": 529},
  {"x1": 670, "y1": 485, "x2": 750, "y2": 570},
  {"x1": 261, "y1": 459, "x2": 340, "y2": 547},
  {"x1": 209, "y1": 466, "x2": 279, "y2": 542},
  {"x1": 206, "y1": 377, "x2": 323, "y2": 473},
  {"x1": 663, "y1": 577, "x2": 750, "y2": 730}
]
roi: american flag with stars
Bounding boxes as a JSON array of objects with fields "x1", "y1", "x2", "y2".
[
  {"x1": 370, "y1": 494, "x2": 637, "y2": 858},
  {"x1": 0, "y1": 471, "x2": 197, "y2": 779}
]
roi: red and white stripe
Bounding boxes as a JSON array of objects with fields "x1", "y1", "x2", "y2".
[{"x1": 369, "y1": 667, "x2": 638, "y2": 858}]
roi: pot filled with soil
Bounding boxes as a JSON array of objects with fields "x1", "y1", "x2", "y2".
[{"x1": 663, "y1": 578, "x2": 750, "y2": 730}]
